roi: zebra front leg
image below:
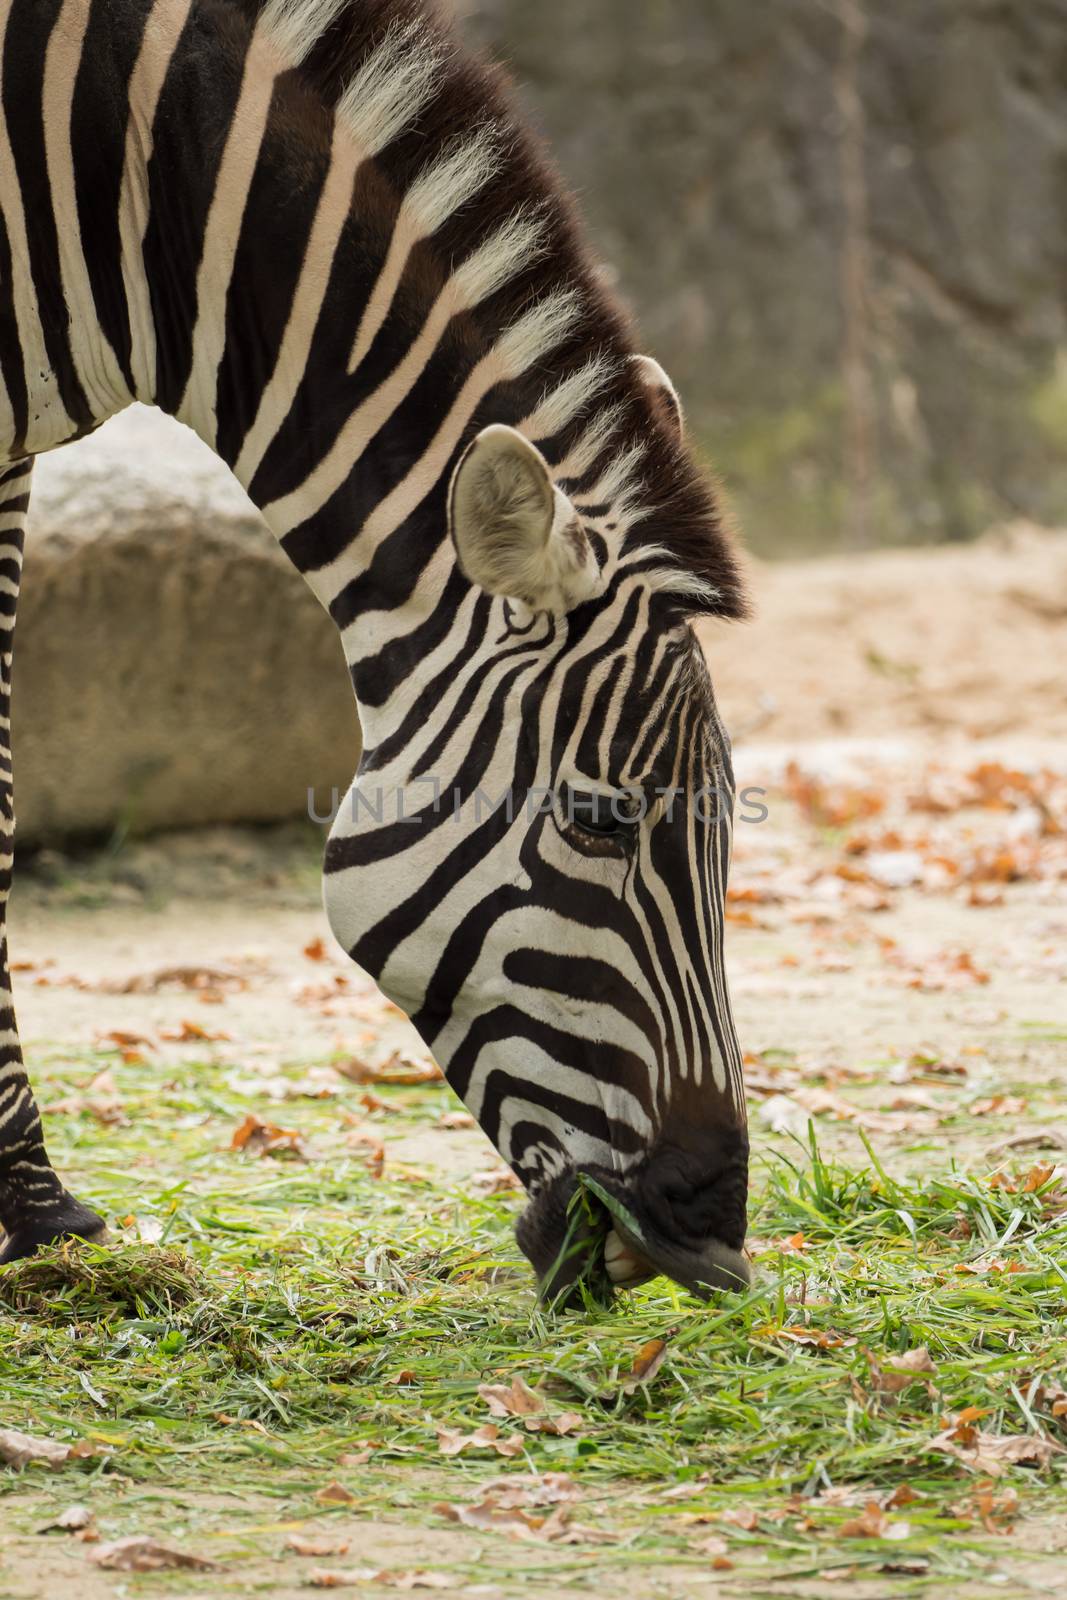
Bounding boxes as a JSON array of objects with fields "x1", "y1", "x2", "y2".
[{"x1": 0, "y1": 461, "x2": 105, "y2": 1264}]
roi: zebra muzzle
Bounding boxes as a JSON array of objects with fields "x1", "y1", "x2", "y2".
[{"x1": 602, "y1": 1216, "x2": 752, "y2": 1298}]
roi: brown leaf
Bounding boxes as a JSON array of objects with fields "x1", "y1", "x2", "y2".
[
  {"x1": 885, "y1": 1484, "x2": 921, "y2": 1509},
  {"x1": 970, "y1": 1483, "x2": 1020, "y2": 1534},
  {"x1": 435, "y1": 1425, "x2": 524, "y2": 1459},
  {"x1": 230, "y1": 1113, "x2": 308, "y2": 1162},
  {"x1": 437, "y1": 1111, "x2": 476, "y2": 1130},
  {"x1": 304, "y1": 938, "x2": 329, "y2": 962},
  {"x1": 470, "y1": 1166, "x2": 522, "y2": 1194},
  {"x1": 621, "y1": 1336, "x2": 672, "y2": 1394},
  {"x1": 837, "y1": 1502, "x2": 911, "y2": 1541},
  {"x1": 336, "y1": 1051, "x2": 442, "y2": 1086},
  {"x1": 116, "y1": 964, "x2": 248, "y2": 994},
  {"x1": 287, "y1": 1533, "x2": 352, "y2": 1558},
  {"x1": 868, "y1": 1346, "x2": 937, "y2": 1396},
  {"x1": 158, "y1": 1020, "x2": 231, "y2": 1043},
  {"x1": 755, "y1": 1325, "x2": 853, "y2": 1351},
  {"x1": 435, "y1": 1499, "x2": 542, "y2": 1541},
  {"x1": 98, "y1": 1030, "x2": 152, "y2": 1050},
  {"x1": 435, "y1": 1497, "x2": 603, "y2": 1545},
  {"x1": 719, "y1": 1506, "x2": 759, "y2": 1530},
  {"x1": 36, "y1": 1503, "x2": 94, "y2": 1534},
  {"x1": 694, "y1": 1535, "x2": 733, "y2": 1568},
  {"x1": 310, "y1": 1572, "x2": 452, "y2": 1591},
  {"x1": 0, "y1": 1429, "x2": 96, "y2": 1470},
  {"x1": 476, "y1": 1472, "x2": 579, "y2": 1509},
  {"x1": 970, "y1": 1096, "x2": 1028, "y2": 1118},
  {"x1": 345, "y1": 1127, "x2": 386, "y2": 1177},
  {"x1": 929, "y1": 1423, "x2": 1060, "y2": 1477},
  {"x1": 214, "y1": 1412, "x2": 273, "y2": 1437},
  {"x1": 529, "y1": 1411, "x2": 584, "y2": 1437},
  {"x1": 315, "y1": 1481, "x2": 358, "y2": 1505},
  {"x1": 478, "y1": 1377, "x2": 543, "y2": 1419},
  {"x1": 89, "y1": 1537, "x2": 219, "y2": 1572}
]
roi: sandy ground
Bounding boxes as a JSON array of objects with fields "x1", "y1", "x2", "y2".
[
  {"x1": 1, "y1": 532, "x2": 1066, "y2": 1597},
  {"x1": 701, "y1": 521, "x2": 1067, "y2": 745}
]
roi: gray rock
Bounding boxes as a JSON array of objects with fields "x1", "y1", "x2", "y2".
[
  {"x1": 16, "y1": 407, "x2": 360, "y2": 844},
  {"x1": 459, "y1": 0, "x2": 1067, "y2": 551}
]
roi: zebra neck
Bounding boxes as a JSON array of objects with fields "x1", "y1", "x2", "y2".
[{"x1": 130, "y1": 8, "x2": 574, "y2": 715}]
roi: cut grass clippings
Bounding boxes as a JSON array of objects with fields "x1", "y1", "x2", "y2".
[{"x1": 2, "y1": 1051, "x2": 1067, "y2": 1594}]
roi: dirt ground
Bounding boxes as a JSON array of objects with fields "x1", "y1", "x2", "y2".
[
  {"x1": 701, "y1": 520, "x2": 1067, "y2": 744},
  {"x1": 1, "y1": 530, "x2": 1065, "y2": 1598}
]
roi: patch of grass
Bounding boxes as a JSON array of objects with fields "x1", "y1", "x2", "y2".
[{"x1": 2, "y1": 1052, "x2": 1067, "y2": 1593}]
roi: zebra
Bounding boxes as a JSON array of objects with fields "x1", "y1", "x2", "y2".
[{"x1": 0, "y1": 0, "x2": 752, "y2": 1302}]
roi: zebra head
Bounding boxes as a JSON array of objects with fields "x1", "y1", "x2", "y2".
[{"x1": 324, "y1": 356, "x2": 750, "y2": 1304}]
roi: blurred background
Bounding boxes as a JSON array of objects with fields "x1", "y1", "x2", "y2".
[
  {"x1": 459, "y1": 0, "x2": 1067, "y2": 555},
  {"x1": 14, "y1": 0, "x2": 1067, "y2": 848}
]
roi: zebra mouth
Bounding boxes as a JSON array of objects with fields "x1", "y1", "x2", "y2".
[
  {"x1": 515, "y1": 1150, "x2": 752, "y2": 1305},
  {"x1": 603, "y1": 1220, "x2": 752, "y2": 1297}
]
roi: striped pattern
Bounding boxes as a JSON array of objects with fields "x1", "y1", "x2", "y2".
[{"x1": 0, "y1": 0, "x2": 750, "y2": 1293}]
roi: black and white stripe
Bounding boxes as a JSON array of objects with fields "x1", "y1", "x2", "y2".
[{"x1": 0, "y1": 0, "x2": 750, "y2": 1297}]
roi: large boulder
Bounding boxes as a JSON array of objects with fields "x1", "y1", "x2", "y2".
[
  {"x1": 16, "y1": 407, "x2": 360, "y2": 844},
  {"x1": 460, "y1": 0, "x2": 1067, "y2": 552}
]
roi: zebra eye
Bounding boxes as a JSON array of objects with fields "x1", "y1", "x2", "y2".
[{"x1": 566, "y1": 789, "x2": 642, "y2": 839}]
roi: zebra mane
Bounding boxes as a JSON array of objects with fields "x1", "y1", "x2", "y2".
[{"x1": 230, "y1": 0, "x2": 747, "y2": 619}]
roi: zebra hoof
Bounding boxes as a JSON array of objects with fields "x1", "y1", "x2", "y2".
[{"x1": 0, "y1": 1197, "x2": 108, "y2": 1265}]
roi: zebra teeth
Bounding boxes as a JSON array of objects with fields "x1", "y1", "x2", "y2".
[{"x1": 603, "y1": 1226, "x2": 656, "y2": 1286}]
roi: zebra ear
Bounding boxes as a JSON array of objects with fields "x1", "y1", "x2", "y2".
[
  {"x1": 632, "y1": 353, "x2": 684, "y2": 441},
  {"x1": 449, "y1": 425, "x2": 600, "y2": 614}
]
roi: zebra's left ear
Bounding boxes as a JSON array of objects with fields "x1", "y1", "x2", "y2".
[
  {"x1": 449, "y1": 425, "x2": 601, "y2": 614},
  {"x1": 632, "y1": 353, "x2": 684, "y2": 441}
]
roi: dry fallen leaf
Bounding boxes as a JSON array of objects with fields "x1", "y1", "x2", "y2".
[
  {"x1": 314, "y1": 1481, "x2": 358, "y2": 1505},
  {"x1": 969, "y1": 1482, "x2": 1020, "y2": 1534},
  {"x1": 36, "y1": 1503, "x2": 95, "y2": 1534},
  {"x1": 345, "y1": 1127, "x2": 386, "y2": 1177},
  {"x1": 437, "y1": 1111, "x2": 476, "y2": 1130},
  {"x1": 837, "y1": 1501, "x2": 911, "y2": 1541},
  {"x1": 478, "y1": 1377, "x2": 543, "y2": 1419},
  {"x1": 0, "y1": 1430, "x2": 97, "y2": 1470},
  {"x1": 158, "y1": 1020, "x2": 231, "y2": 1043},
  {"x1": 476, "y1": 1473, "x2": 579, "y2": 1509},
  {"x1": 116, "y1": 964, "x2": 248, "y2": 994},
  {"x1": 719, "y1": 1506, "x2": 759, "y2": 1531},
  {"x1": 230, "y1": 1113, "x2": 308, "y2": 1161},
  {"x1": 89, "y1": 1536, "x2": 219, "y2": 1572},
  {"x1": 287, "y1": 1533, "x2": 352, "y2": 1558},
  {"x1": 436, "y1": 1424, "x2": 524, "y2": 1459},
  {"x1": 867, "y1": 1346, "x2": 937, "y2": 1396},
  {"x1": 335, "y1": 1051, "x2": 442, "y2": 1086},
  {"x1": 214, "y1": 1412, "x2": 273, "y2": 1438},
  {"x1": 621, "y1": 1335, "x2": 672, "y2": 1394},
  {"x1": 971, "y1": 1096, "x2": 1028, "y2": 1118},
  {"x1": 304, "y1": 937, "x2": 329, "y2": 961},
  {"x1": 754, "y1": 1325, "x2": 853, "y2": 1351},
  {"x1": 436, "y1": 1497, "x2": 607, "y2": 1545},
  {"x1": 929, "y1": 1420, "x2": 1059, "y2": 1477},
  {"x1": 470, "y1": 1167, "x2": 522, "y2": 1194},
  {"x1": 310, "y1": 1572, "x2": 452, "y2": 1591}
]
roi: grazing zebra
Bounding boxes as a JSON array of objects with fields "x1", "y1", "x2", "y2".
[{"x1": 0, "y1": 0, "x2": 752, "y2": 1301}]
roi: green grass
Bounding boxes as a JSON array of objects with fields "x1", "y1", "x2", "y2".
[{"x1": 2, "y1": 1049, "x2": 1067, "y2": 1593}]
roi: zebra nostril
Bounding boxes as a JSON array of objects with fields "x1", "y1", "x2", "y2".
[{"x1": 603, "y1": 1226, "x2": 656, "y2": 1286}]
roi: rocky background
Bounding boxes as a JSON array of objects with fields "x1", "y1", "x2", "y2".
[
  {"x1": 13, "y1": 3, "x2": 1067, "y2": 842},
  {"x1": 458, "y1": 0, "x2": 1067, "y2": 553}
]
